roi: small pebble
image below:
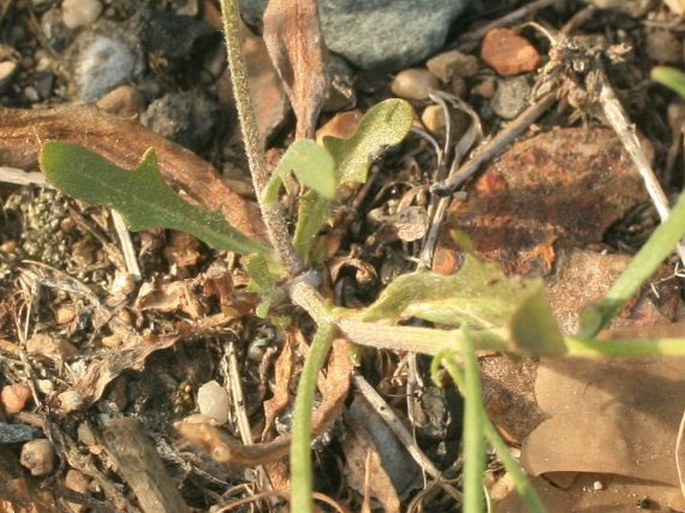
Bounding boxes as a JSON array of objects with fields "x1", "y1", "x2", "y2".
[
  {"x1": 0, "y1": 422, "x2": 42, "y2": 444},
  {"x1": 109, "y1": 270, "x2": 136, "y2": 298},
  {"x1": 65, "y1": 469, "x2": 90, "y2": 513},
  {"x1": 664, "y1": 0, "x2": 685, "y2": 15},
  {"x1": 55, "y1": 305, "x2": 77, "y2": 325},
  {"x1": 316, "y1": 110, "x2": 362, "y2": 143},
  {"x1": 197, "y1": 380, "x2": 230, "y2": 425},
  {"x1": 23, "y1": 85, "x2": 40, "y2": 102},
  {"x1": 421, "y1": 104, "x2": 446, "y2": 136},
  {"x1": 0, "y1": 60, "x2": 17, "y2": 90},
  {"x1": 390, "y1": 68, "x2": 439, "y2": 101},
  {"x1": 96, "y1": 85, "x2": 145, "y2": 118},
  {"x1": 396, "y1": 206, "x2": 428, "y2": 242},
  {"x1": 481, "y1": 28, "x2": 541, "y2": 76},
  {"x1": 646, "y1": 30, "x2": 682, "y2": 65},
  {"x1": 427, "y1": 50, "x2": 479, "y2": 82},
  {"x1": 491, "y1": 76, "x2": 531, "y2": 119},
  {"x1": 1, "y1": 383, "x2": 32, "y2": 414},
  {"x1": 593, "y1": 480, "x2": 604, "y2": 491},
  {"x1": 62, "y1": 0, "x2": 103, "y2": 30},
  {"x1": 20, "y1": 439, "x2": 56, "y2": 476},
  {"x1": 141, "y1": 91, "x2": 219, "y2": 153},
  {"x1": 472, "y1": 77, "x2": 497, "y2": 98}
]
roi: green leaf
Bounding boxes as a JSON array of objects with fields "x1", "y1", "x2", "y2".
[
  {"x1": 292, "y1": 190, "x2": 331, "y2": 261},
  {"x1": 39, "y1": 141, "x2": 272, "y2": 257},
  {"x1": 323, "y1": 98, "x2": 414, "y2": 184},
  {"x1": 245, "y1": 254, "x2": 285, "y2": 317},
  {"x1": 362, "y1": 253, "x2": 566, "y2": 356},
  {"x1": 262, "y1": 139, "x2": 336, "y2": 204},
  {"x1": 578, "y1": 190, "x2": 685, "y2": 338},
  {"x1": 652, "y1": 66, "x2": 685, "y2": 98}
]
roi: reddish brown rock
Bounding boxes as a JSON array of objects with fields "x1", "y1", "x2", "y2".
[
  {"x1": 481, "y1": 28, "x2": 541, "y2": 76},
  {"x1": 434, "y1": 127, "x2": 651, "y2": 277}
]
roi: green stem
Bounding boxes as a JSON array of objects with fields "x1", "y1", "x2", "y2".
[
  {"x1": 290, "y1": 323, "x2": 337, "y2": 513},
  {"x1": 219, "y1": 0, "x2": 304, "y2": 276},
  {"x1": 461, "y1": 332, "x2": 486, "y2": 513},
  {"x1": 439, "y1": 354, "x2": 548, "y2": 513},
  {"x1": 482, "y1": 418, "x2": 548, "y2": 513}
]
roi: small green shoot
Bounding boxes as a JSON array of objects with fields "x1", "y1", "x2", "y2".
[
  {"x1": 291, "y1": 98, "x2": 414, "y2": 260},
  {"x1": 244, "y1": 255, "x2": 286, "y2": 318},
  {"x1": 262, "y1": 139, "x2": 337, "y2": 204},
  {"x1": 652, "y1": 66, "x2": 685, "y2": 98},
  {"x1": 39, "y1": 141, "x2": 272, "y2": 258},
  {"x1": 323, "y1": 98, "x2": 414, "y2": 184}
]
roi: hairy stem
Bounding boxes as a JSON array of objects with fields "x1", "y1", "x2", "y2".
[{"x1": 219, "y1": 0, "x2": 304, "y2": 276}]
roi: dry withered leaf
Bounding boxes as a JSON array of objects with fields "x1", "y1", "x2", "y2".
[
  {"x1": 491, "y1": 472, "x2": 685, "y2": 512},
  {"x1": 261, "y1": 330, "x2": 295, "y2": 440},
  {"x1": 135, "y1": 279, "x2": 207, "y2": 319},
  {"x1": 263, "y1": 0, "x2": 329, "y2": 139},
  {"x1": 434, "y1": 127, "x2": 651, "y2": 277},
  {"x1": 342, "y1": 417, "x2": 401, "y2": 513},
  {"x1": 55, "y1": 333, "x2": 180, "y2": 415},
  {"x1": 522, "y1": 357, "x2": 685, "y2": 487},
  {"x1": 0, "y1": 105, "x2": 267, "y2": 241}
]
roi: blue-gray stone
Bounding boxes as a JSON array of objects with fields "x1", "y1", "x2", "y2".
[
  {"x1": 239, "y1": 0, "x2": 469, "y2": 70},
  {"x1": 0, "y1": 422, "x2": 42, "y2": 444}
]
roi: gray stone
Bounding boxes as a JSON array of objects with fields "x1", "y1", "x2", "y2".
[
  {"x1": 140, "y1": 91, "x2": 219, "y2": 153},
  {"x1": 68, "y1": 25, "x2": 143, "y2": 102},
  {"x1": 239, "y1": 0, "x2": 469, "y2": 70},
  {"x1": 491, "y1": 76, "x2": 532, "y2": 120}
]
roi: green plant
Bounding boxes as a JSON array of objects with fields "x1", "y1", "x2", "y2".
[{"x1": 37, "y1": 3, "x2": 685, "y2": 512}]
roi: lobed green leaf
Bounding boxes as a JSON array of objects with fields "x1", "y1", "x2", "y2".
[
  {"x1": 40, "y1": 141, "x2": 272, "y2": 258},
  {"x1": 323, "y1": 98, "x2": 414, "y2": 184},
  {"x1": 362, "y1": 252, "x2": 566, "y2": 356}
]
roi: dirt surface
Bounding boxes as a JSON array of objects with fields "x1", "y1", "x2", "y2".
[{"x1": 1, "y1": 1, "x2": 685, "y2": 512}]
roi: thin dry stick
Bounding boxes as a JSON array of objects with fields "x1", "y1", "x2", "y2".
[
  {"x1": 352, "y1": 373, "x2": 443, "y2": 480},
  {"x1": 222, "y1": 340, "x2": 273, "y2": 492},
  {"x1": 219, "y1": 0, "x2": 304, "y2": 276},
  {"x1": 589, "y1": 68, "x2": 685, "y2": 265},
  {"x1": 110, "y1": 210, "x2": 142, "y2": 281},
  {"x1": 432, "y1": 91, "x2": 556, "y2": 194}
]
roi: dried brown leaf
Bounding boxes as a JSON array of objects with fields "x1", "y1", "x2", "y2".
[
  {"x1": 342, "y1": 417, "x2": 401, "y2": 513},
  {"x1": 0, "y1": 105, "x2": 267, "y2": 240},
  {"x1": 522, "y1": 357, "x2": 685, "y2": 486},
  {"x1": 261, "y1": 330, "x2": 295, "y2": 440},
  {"x1": 263, "y1": 0, "x2": 329, "y2": 139}
]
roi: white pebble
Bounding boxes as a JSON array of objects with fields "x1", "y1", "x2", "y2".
[
  {"x1": 62, "y1": 0, "x2": 103, "y2": 30},
  {"x1": 197, "y1": 381, "x2": 230, "y2": 425}
]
